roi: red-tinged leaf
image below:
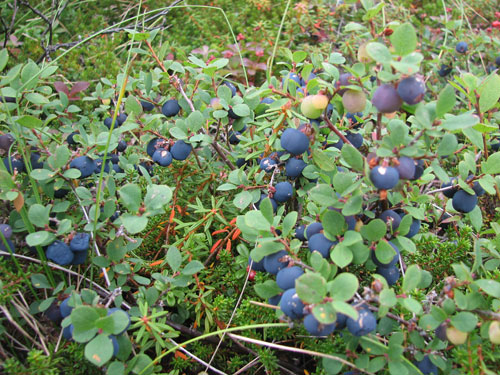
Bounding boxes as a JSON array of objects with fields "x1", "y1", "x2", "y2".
[
  {"x1": 232, "y1": 229, "x2": 241, "y2": 240},
  {"x1": 54, "y1": 81, "x2": 69, "y2": 95},
  {"x1": 69, "y1": 81, "x2": 90, "y2": 96},
  {"x1": 226, "y1": 239, "x2": 232, "y2": 252},
  {"x1": 210, "y1": 239, "x2": 222, "y2": 253}
]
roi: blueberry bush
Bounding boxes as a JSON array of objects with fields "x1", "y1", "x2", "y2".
[{"x1": 1, "y1": 0, "x2": 500, "y2": 374}]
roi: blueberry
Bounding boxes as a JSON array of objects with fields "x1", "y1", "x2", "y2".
[
  {"x1": 376, "y1": 265, "x2": 400, "y2": 286},
  {"x1": 110, "y1": 335, "x2": 120, "y2": 357},
  {"x1": 452, "y1": 190, "x2": 478, "y2": 213},
  {"x1": 346, "y1": 112, "x2": 363, "y2": 126},
  {"x1": 30, "y1": 152, "x2": 44, "y2": 169},
  {"x1": 3, "y1": 156, "x2": 25, "y2": 174},
  {"x1": 236, "y1": 158, "x2": 248, "y2": 168},
  {"x1": 274, "y1": 181, "x2": 293, "y2": 203},
  {"x1": 261, "y1": 97, "x2": 274, "y2": 105},
  {"x1": 66, "y1": 132, "x2": 78, "y2": 145},
  {"x1": 71, "y1": 250, "x2": 87, "y2": 265},
  {"x1": 162, "y1": 99, "x2": 181, "y2": 117},
  {"x1": 285, "y1": 158, "x2": 307, "y2": 178},
  {"x1": 308, "y1": 233, "x2": 336, "y2": 258},
  {"x1": 268, "y1": 294, "x2": 282, "y2": 306},
  {"x1": 305, "y1": 222, "x2": 323, "y2": 239},
  {"x1": 372, "y1": 84, "x2": 402, "y2": 113},
  {"x1": 295, "y1": 225, "x2": 306, "y2": 241},
  {"x1": 107, "y1": 307, "x2": 131, "y2": 334},
  {"x1": 435, "y1": 323, "x2": 448, "y2": 341},
  {"x1": 369, "y1": 166, "x2": 400, "y2": 190},
  {"x1": 54, "y1": 187, "x2": 69, "y2": 198},
  {"x1": 70, "y1": 233, "x2": 90, "y2": 252},
  {"x1": 146, "y1": 138, "x2": 162, "y2": 157},
  {"x1": 336, "y1": 73, "x2": 353, "y2": 95},
  {"x1": 228, "y1": 131, "x2": 242, "y2": 144},
  {"x1": 415, "y1": 355, "x2": 438, "y2": 375},
  {"x1": 396, "y1": 156, "x2": 416, "y2": 180},
  {"x1": 170, "y1": 140, "x2": 192, "y2": 161},
  {"x1": 276, "y1": 266, "x2": 304, "y2": 290},
  {"x1": 259, "y1": 157, "x2": 277, "y2": 173},
  {"x1": 280, "y1": 128, "x2": 309, "y2": 155},
  {"x1": 335, "y1": 313, "x2": 348, "y2": 330},
  {"x1": 371, "y1": 241, "x2": 400, "y2": 268},
  {"x1": 248, "y1": 256, "x2": 265, "y2": 272},
  {"x1": 94, "y1": 158, "x2": 111, "y2": 174},
  {"x1": 281, "y1": 73, "x2": 301, "y2": 89},
  {"x1": 0, "y1": 134, "x2": 14, "y2": 151},
  {"x1": 263, "y1": 250, "x2": 289, "y2": 275},
  {"x1": 44, "y1": 302, "x2": 63, "y2": 324},
  {"x1": 472, "y1": 181, "x2": 485, "y2": 196},
  {"x1": 153, "y1": 149, "x2": 173, "y2": 167},
  {"x1": 0, "y1": 239, "x2": 15, "y2": 254},
  {"x1": 0, "y1": 96, "x2": 15, "y2": 103},
  {"x1": 140, "y1": 100, "x2": 155, "y2": 111},
  {"x1": 228, "y1": 108, "x2": 241, "y2": 119},
  {"x1": 456, "y1": 41, "x2": 468, "y2": 54},
  {"x1": 411, "y1": 159, "x2": 425, "y2": 180},
  {"x1": 0, "y1": 224, "x2": 13, "y2": 239},
  {"x1": 117, "y1": 140, "x2": 127, "y2": 152},
  {"x1": 397, "y1": 76, "x2": 426, "y2": 105},
  {"x1": 496, "y1": 56, "x2": 500, "y2": 67},
  {"x1": 405, "y1": 216, "x2": 421, "y2": 238},
  {"x1": 345, "y1": 215, "x2": 356, "y2": 231},
  {"x1": 104, "y1": 117, "x2": 113, "y2": 128},
  {"x1": 257, "y1": 194, "x2": 277, "y2": 212},
  {"x1": 345, "y1": 131, "x2": 363, "y2": 149},
  {"x1": 60, "y1": 296, "x2": 73, "y2": 318},
  {"x1": 346, "y1": 308, "x2": 377, "y2": 336},
  {"x1": 46, "y1": 241, "x2": 74, "y2": 266},
  {"x1": 303, "y1": 313, "x2": 336, "y2": 336},
  {"x1": 62, "y1": 324, "x2": 74, "y2": 340},
  {"x1": 116, "y1": 113, "x2": 127, "y2": 125},
  {"x1": 223, "y1": 81, "x2": 237, "y2": 97},
  {"x1": 70, "y1": 156, "x2": 95, "y2": 178},
  {"x1": 438, "y1": 64, "x2": 452, "y2": 77},
  {"x1": 279, "y1": 288, "x2": 305, "y2": 319},
  {"x1": 379, "y1": 210, "x2": 401, "y2": 231}
]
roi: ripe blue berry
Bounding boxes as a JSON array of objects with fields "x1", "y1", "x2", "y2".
[
  {"x1": 153, "y1": 149, "x2": 173, "y2": 167},
  {"x1": 274, "y1": 181, "x2": 293, "y2": 203},
  {"x1": 70, "y1": 233, "x2": 90, "y2": 252},
  {"x1": 377, "y1": 265, "x2": 400, "y2": 286},
  {"x1": 308, "y1": 233, "x2": 336, "y2": 258},
  {"x1": 171, "y1": 140, "x2": 192, "y2": 161},
  {"x1": 397, "y1": 76, "x2": 426, "y2": 105},
  {"x1": 371, "y1": 241, "x2": 400, "y2": 268},
  {"x1": 372, "y1": 84, "x2": 402, "y2": 113},
  {"x1": 0, "y1": 224, "x2": 12, "y2": 239},
  {"x1": 162, "y1": 99, "x2": 181, "y2": 117},
  {"x1": 346, "y1": 308, "x2": 377, "y2": 336},
  {"x1": 70, "y1": 156, "x2": 95, "y2": 178},
  {"x1": 415, "y1": 355, "x2": 438, "y2": 375},
  {"x1": 280, "y1": 128, "x2": 309, "y2": 155},
  {"x1": 369, "y1": 166, "x2": 400, "y2": 190},
  {"x1": 379, "y1": 210, "x2": 401, "y2": 231},
  {"x1": 452, "y1": 190, "x2": 478, "y2": 213},
  {"x1": 276, "y1": 266, "x2": 304, "y2": 290},
  {"x1": 295, "y1": 225, "x2": 306, "y2": 241},
  {"x1": 456, "y1": 41, "x2": 468, "y2": 54},
  {"x1": 396, "y1": 156, "x2": 416, "y2": 180},
  {"x1": 280, "y1": 288, "x2": 305, "y2": 319},
  {"x1": 285, "y1": 158, "x2": 307, "y2": 178},
  {"x1": 60, "y1": 296, "x2": 73, "y2": 318},
  {"x1": 305, "y1": 222, "x2": 323, "y2": 239},
  {"x1": 3, "y1": 156, "x2": 25, "y2": 174},
  {"x1": 303, "y1": 313, "x2": 336, "y2": 336},
  {"x1": 46, "y1": 241, "x2": 74, "y2": 266},
  {"x1": 248, "y1": 256, "x2": 265, "y2": 272},
  {"x1": 259, "y1": 157, "x2": 277, "y2": 173},
  {"x1": 263, "y1": 250, "x2": 289, "y2": 275},
  {"x1": 140, "y1": 100, "x2": 155, "y2": 111}
]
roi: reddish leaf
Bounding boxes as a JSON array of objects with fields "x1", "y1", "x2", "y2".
[
  {"x1": 54, "y1": 82, "x2": 69, "y2": 95},
  {"x1": 69, "y1": 81, "x2": 90, "y2": 96}
]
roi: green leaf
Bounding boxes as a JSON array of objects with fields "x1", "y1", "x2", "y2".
[
  {"x1": 478, "y1": 73, "x2": 500, "y2": 112},
  {"x1": 312, "y1": 149, "x2": 336, "y2": 171},
  {"x1": 54, "y1": 145, "x2": 71, "y2": 169},
  {"x1": 30, "y1": 168, "x2": 55, "y2": 180},
  {"x1": 71, "y1": 305, "x2": 100, "y2": 331},
  {"x1": 232, "y1": 103, "x2": 250, "y2": 117},
  {"x1": 0, "y1": 49, "x2": 8, "y2": 72},
  {"x1": 329, "y1": 273, "x2": 358, "y2": 301},
  {"x1": 85, "y1": 334, "x2": 114, "y2": 367},
  {"x1": 16, "y1": 115, "x2": 43, "y2": 128},
  {"x1": 120, "y1": 214, "x2": 148, "y2": 234},
  {"x1": 259, "y1": 197, "x2": 274, "y2": 225},
  {"x1": 360, "y1": 219, "x2": 386, "y2": 241},
  {"x1": 322, "y1": 210, "x2": 346, "y2": 239},
  {"x1": 390, "y1": 23, "x2": 417, "y2": 56},
  {"x1": 380, "y1": 289, "x2": 397, "y2": 307},
  {"x1": 233, "y1": 190, "x2": 253, "y2": 210},
  {"x1": 107, "y1": 361, "x2": 125, "y2": 375},
  {"x1": 108, "y1": 310, "x2": 130, "y2": 335},
  {"x1": 309, "y1": 184, "x2": 337, "y2": 206},
  {"x1": 119, "y1": 184, "x2": 142, "y2": 213},
  {"x1": 475, "y1": 279, "x2": 500, "y2": 298},
  {"x1": 342, "y1": 194, "x2": 363, "y2": 216},
  {"x1": 374, "y1": 240, "x2": 397, "y2": 265},
  {"x1": 437, "y1": 134, "x2": 458, "y2": 157},
  {"x1": 31, "y1": 273, "x2": 51, "y2": 288},
  {"x1": 366, "y1": 42, "x2": 392, "y2": 64},
  {"x1": 312, "y1": 303, "x2": 337, "y2": 324},
  {"x1": 245, "y1": 210, "x2": 271, "y2": 231},
  {"x1": 441, "y1": 112, "x2": 479, "y2": 131},
  {"x1": 450, "y1": 312, "x2": 478, "y2": 332},
  {"x1": 481, "y1": 152, "x2": 500, "y2": 174},
  {"x1": 296, "y1": 272, "x2": 327, "y2": 304},
  {"x1": 402, "y1": 264, "x2": 422, "y2": 293},
  {"x1": 292, "y1": 51, "x2": 307, "y2": 63},
  {"x1": 125, "y1": 95, "x2": 142, "y2": 115},
  {"x1": 341, "y1": 144, "x2": 364, "y2": 171},
  {"x1": 167, "y1": 246, "x2": 182, "y2": 272},
  {"x1": 28, "y1": 204, "x2": 51, "y2": 228},
  {"x1": 26, "y1": 231, "x2": 55, "y2": 247},
  {"x1": 63, "y1": 169, "x2": 81, "y2": 179},
  {"x1": 254, "y1": 280, "x2": 282, "y2": 299},
  {"x1": 186, "y1": 111, "x2": 204, "y2": 132},
  {"x1": 182, "y1": 260, "x2": 204, "y2": 275},
  {"x1": 282, "y1": 211, "x2": 297, "y2": 237},
  {"x1": 436, "y1": 84, "x2": 456, "y2": 117},
  {"x1": 330, "y1": 242, "x2": 353, "y2": 268},
  {"x1": 144, "y1": 184, "x2": 172, "y2": 212}
]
